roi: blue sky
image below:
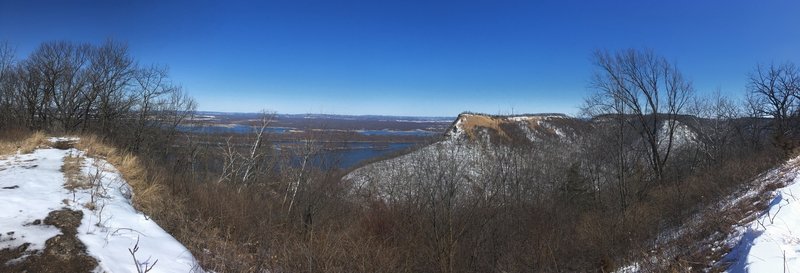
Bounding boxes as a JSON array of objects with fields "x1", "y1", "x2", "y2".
[{"x1": 1, "y1": 0, "x2": 799, "y2": 116}]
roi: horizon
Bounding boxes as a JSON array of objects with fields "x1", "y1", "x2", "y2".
[
  {"x1": 2, "y1": 0, "x2": 799, "y2": 116},
  {"x1": 198, "y1": 110, "x2": 455, "y2": 118},
  {"x1": 197, "y1": 110, "x2": 571, "y2": 119}
]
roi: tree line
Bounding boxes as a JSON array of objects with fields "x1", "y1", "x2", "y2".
[{"x1": 0, "y1": 40, "x2": 195, "y2": 152}]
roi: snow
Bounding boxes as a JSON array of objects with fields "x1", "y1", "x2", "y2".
[
  {"x1": 725, "y1": 159, "x2": 800, "y2": 272},
  {"x1": 506, "y1": 115, "x2": 561, "y2": 122},
  {"x1": 0, "y1": 149, "x2": 65, "y2": 253},
  {"x1": 615, "y1": 263, "x2": 640, "y2": 273},
  {"x1": 0, "y1": 143, "x2": 202, "y2": 272},
  {"x1": 538, "y1": 120, "x2": 567, "y2": 138},
  {"x1": 657, "y1": 120, "x2": 698, "y2": 151},
  {"x1": 508, "y1": 116, "x2": 534, "y2": 122},
  {"x1": 48, "y1": 136, "x2": 80, "y2": 143},
  {"x1": 448, "y1": 116, "x2": 465, "y2": 139},
  {"x1": 345, "y1": 138, "x2": 483, "y2": 200}
]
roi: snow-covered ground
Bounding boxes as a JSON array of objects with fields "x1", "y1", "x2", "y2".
[
  {"x1": 724, "y1": 157, "x2": 800, "y2": 272},
  {"x1": 0, "y1": 139, "x2": 202, "y2": 272},
  {"x1": 610, "y1": 156, "x2": 800, "y2": 272}
]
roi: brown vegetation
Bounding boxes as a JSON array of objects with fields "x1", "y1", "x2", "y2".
[
  {"x1": 457, "y1": 114, "x2": 509, "y2": 139},
  {"x1": 453, "y1": 113, "x2": 579, "y2": 142},
  {"x1": 0, "y1": 130, "x2": 48, "y2": 157},
  {"x1": 62, "y1": 154, "x2": 87, "y2": 190}
]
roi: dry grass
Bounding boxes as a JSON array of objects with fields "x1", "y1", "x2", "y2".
[
  {"x1": 458, "y1": 114, "x2": 508, "y2": 140},
  {"x1": 73, "y1": 135, "x2": 116, "y2": 158},
  {"x1": 0, "y1": 131, "x2": 49, "y2": 157},
  {"x1": 72, "y1": 135, "x2": 173, "y2": 217},
  {"x1": 458, "y1": 114, "x2": 566, "y2": 141},
  {"x1": 62, "y1": 154, "x2": 88, "y2": 190}
]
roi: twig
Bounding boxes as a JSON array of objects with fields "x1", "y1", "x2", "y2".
[{"x1": 129, "y1": 236, "x2": 158, "y2": 273}]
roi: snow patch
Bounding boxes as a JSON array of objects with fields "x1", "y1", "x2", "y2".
[
  {"x1": 657, "y1": 120, "x2": 698, "y2": 150},
  {"x1": 724, "y1": 159, "x2": 800, "y2": 272},
  {"x1": 0, "y1": 150, "x2": 66, "y2": 252},
  {"x1": 0, "y1": 144, "x2": 202, "y2": 272},
  {"x1": 47, "y1": 136, "x2": 80, "y2": 143},
  {"x1": 448, "y1": 116, "x2": 466, "y2": 140}
]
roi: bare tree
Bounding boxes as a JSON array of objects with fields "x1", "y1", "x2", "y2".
[
  {"x1": 13, "y1": 60, "x2": 43, "y2": 129},
  {"x1": 217, "y1": 136, "x2": 240, "y2": 183},
  {"x1": 85, "y1": 39, "x2": 137, "y2": 134},
  {"x1": 215, "y1": 110, "x2": 275, "y2": 187},
  {"x1": 0, "y1": 42, "x2": 18, "y2": 127},
  {"x1": 130, "y1": 65, "x2": 174, "y2": 152},
  {"x1": 284, "y1": 131, "x2": 322, "y2": 215},
  {"x1": 156, "y1": 86, "x2": 197, "y2": 142},
  {"x1": 241, "y1": 110, "x2": 275, "y2": 185},
  {"x1": 688, "y1": 90, "x2": 740, "y2": 163},
  {"x1": 583, "y1": 91, "x2": 633, "y2": 208},
  {"x1": 747, "y1": 62, "x2": 800, "y2": 150},
  {"x1": 0, "y1": 42, "x2": 13, "y2": 74},
  {"x1": 27, "y1": 41, "x2": 94, "y2": 132},
  {"x1": 586, "y1": 48, "x2": 693, "y2": 183}
]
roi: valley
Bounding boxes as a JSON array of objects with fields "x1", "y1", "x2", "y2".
[{"x1": 179, "y1": 112, "x2": 451, "y2": 169}]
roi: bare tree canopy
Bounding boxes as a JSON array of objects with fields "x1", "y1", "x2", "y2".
[
  {"x1": 0, "y1": 40, "x2": 195, "y2": 150},
  {"x1": 585, "y1": 48, "x2": 693, "y2": 182},
  {"x1": 746, "y1": 62, "x2": 800, "y2": 149}
]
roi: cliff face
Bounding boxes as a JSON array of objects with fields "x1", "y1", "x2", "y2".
[
  {"x1": 445, "y1": 113, "x2": 588, "y2": 144},
  {"x1": 345, "y1": 112, "x2": 710, "y2": 199},
  {"x1": 344, "y1": 113, "x2": 592, "y2": 199}
]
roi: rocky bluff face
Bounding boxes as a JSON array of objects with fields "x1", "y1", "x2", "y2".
[
  {"x1": 444, "y1": 113, "x2": 589, "y2": 144},
  {"x1": 345, "y1": 112, "x2": 715, "y2": 200}
]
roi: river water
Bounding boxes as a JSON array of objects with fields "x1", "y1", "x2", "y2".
[{"x1": 178, "y1": 125, "x2": 429, "y2": 169}]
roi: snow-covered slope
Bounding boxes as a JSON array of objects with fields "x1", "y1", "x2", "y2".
[
  {"x1": 724, "y1": 157, "x2": 800, "y2": 272},
  {"x1": 346, "y1": 113, "x2": 711, "y2": 201},
  {"x1": 657, "y1": 120, "x2": 699, "y2": 151},
  {"x1": 346, "y1": 113, "x2": 584, "y2": 198},
  {"x1": 0, "y1": 138, "x2": 202, "y2": 272},
  {"x1": 613, "y1": 155, "x2": 800, "y2": 272}
]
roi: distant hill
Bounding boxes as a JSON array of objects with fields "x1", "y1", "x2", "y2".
[
  {"x1": 444, "y1": 112, "x2": 589, "y2": 144},
  {"x1": 344, "y1": 112, "x2": 721, "y2": 198}
]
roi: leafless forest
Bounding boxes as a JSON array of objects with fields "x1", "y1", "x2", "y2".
[{"x1": 1, "y1": 40, "x2": 799, "y2": 272}]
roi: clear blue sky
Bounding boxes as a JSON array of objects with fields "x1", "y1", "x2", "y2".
[{"x1": 1, "y1": 0, "x2": 799, "y2": 116}]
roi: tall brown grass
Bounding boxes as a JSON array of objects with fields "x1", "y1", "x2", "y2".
[
  {"x1": 61, "y1": 154, "x2": 87, "y2": 190},
  {"x1": 72, "y1": 134, "x2": 180, "y2": 223},
  {"x1": 0, "y1": 130, "x2": 49, "y2": 157}
]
